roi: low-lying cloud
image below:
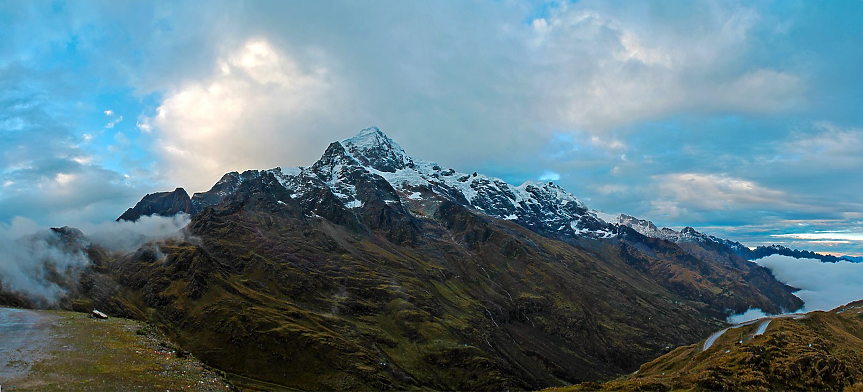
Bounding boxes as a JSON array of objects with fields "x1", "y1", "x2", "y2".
[
  {"x1": 726, "y1": 254, "x2": 863, "y2": 323},
  {"x1": 84, "y1": 213, "x2": 192, "y2": 253},
  {"x1": 754, "y1": 254, "x2": 863, "y2": 313},
  {"x1": 0, "y1": 229, "x2": 90, "y2": 306},
  {"x1": 727, "y1": 308, "x2": 770, "y2": 324},
  {"x1": 0, "y1": 214, "x2": 190, "y2": 306}
]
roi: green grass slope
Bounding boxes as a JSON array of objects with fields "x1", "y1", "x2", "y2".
[
  {"x1": 561, "y1": 301, "x2": 863, "y2": 391},
  {"x1": 80, "y1": 189, "x2": 725, "y2": 390}
]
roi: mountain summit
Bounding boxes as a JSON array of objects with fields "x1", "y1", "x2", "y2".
[
  {"x1": 117, "y1": 187, "x2": 194, "y2": 222},
  {"x1": 90, "y1": 127, "x2": 804, "y2": 389},
  {"x1": 341, "y1": 126, "x2": 414, "y2": 172},
  {"x1": 169, "y1": 127, "x2": 615, "y2": 241}
]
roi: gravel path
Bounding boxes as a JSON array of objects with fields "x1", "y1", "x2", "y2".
[
  {"x1": 0, "y1": 308, "x2": 234, "y2": 390},
  {"x1": 702, "y1": 313, "x2": 808, "y2": 351},
  {"x1": 0, "y1": 307, "x2": 60, "y2": 383}
]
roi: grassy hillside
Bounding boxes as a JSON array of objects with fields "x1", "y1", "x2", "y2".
[
  {"x1": 75, "y1": 196, "x2": 726, "y2": 390},
  {"x1": 1, "y1": 308, "x2": 233, "y2": 391},
  {"x1": 559, "y1": 301, "x2": 863, "y2": 391}
]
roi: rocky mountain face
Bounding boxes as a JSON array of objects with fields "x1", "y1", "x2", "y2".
[
  {"x1": 617, "y1": 214, "x2": 751, "y2": 257},
  {"x1": 750, "y1": 244, "x2": 853, "y2": 263},
  {"x1": 117, "y1": 187, "x2": 195, "y2": 222},
  {"x1": 179, "y1": 127, "x2": 616, "y2": 242},
  {"x1": 3, "y1": 127, "x2": 807, "y2": 390},
  {"x1": 616, "y1": 214, "x2": 856, "y2": 263}
]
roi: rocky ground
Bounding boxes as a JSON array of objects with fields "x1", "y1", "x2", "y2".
[{"x1": 0, "y1": 307, "x2": 234, "y2": 391}]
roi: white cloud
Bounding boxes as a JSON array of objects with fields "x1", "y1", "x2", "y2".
[
  {"x1": 777, "y1": 122, "x2": 863, "y2": 169},
  {"x1": 592, "y1": 184, "x2": 627, "y2": 195},
  {"x1": 652, "y1": 173, "x2": 789, "y2": 214},
  {"x1": 71, "y1": 156, "x2": 92, "y2": 164},
  {"x1": 539, "y1": 171, "x2": 561, "y2": 181},
  {"x1": 773, "y1": 231, "x2": 863, "y2": 243},
  {"x1": 589, "y1": 135, "x2": 626, "y2": 151},
  {"x1": 0, "y1": 214, "x2": 190, "y2": 305},
  {"x1": 727, "y1": 308, "x2": 769, "y2": 324},
  {"x1": 755, "y1": 254, "x2": 863, "y2": 312},
  {"x1": 83, "y1": 213, "x2": 191, "y2": 252},
  {"x1": 136, "y1": 119, "x2": 151, "y2": 133},
  {"x1": 648, "y1": 199, "x2": 690, "y2": 220},
  {"x1": 0, "y1": 216, "x2": 42, "y2": 240},
  {"x1": 105, "y1": 112, "x2": 123, "y2": 129},
  {"x1": 142, "y1": 38, "x2": 340, "y2": 191},
  {"x1": 531, "y1": 2, "x2": 802, "y2": 131}
]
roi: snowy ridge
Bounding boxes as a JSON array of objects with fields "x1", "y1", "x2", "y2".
[
  {"x1": 341, "y1": 127, "x2": 414, "y2": 173},
  {"x1": 617, "y1": 213, "x2": 750, "y2": 253},
  {"x1": 186, "y1": 128, "x2": 769, "y2": 247},
  {"x1": 193, "y1": 127, "x2": 618, "y2": 239},
  {"x1": 619, "y1": 214, "x2": 681, "y2": 241},
  {"x1": 335, "y1": 128, "x2": 615, "y2": 238}
]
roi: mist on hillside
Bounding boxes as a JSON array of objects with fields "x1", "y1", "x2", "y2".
[{"x1": 0, "y1": 214, "x2": 190, "y2": 306}]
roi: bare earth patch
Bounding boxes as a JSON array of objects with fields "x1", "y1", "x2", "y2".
[{"x1": 0, "y1": 307, "x2": 234, "y2": 391}]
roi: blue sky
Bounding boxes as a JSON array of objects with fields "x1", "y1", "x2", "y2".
[{"x1": 1, "y1": 0, "x2": 862, "y2": 256}]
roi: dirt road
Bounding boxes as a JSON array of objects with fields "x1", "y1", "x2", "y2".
[
  {"x1": 0, "y1": 307, "x2": 59, "y2": 383},
  {"x1": 0, "y1": 307, "x2": 234, "y2": 390}
]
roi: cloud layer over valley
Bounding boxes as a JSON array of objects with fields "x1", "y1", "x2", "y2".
[{"x1": 755, "y1": 255, "x2": 863, "y2": 314}]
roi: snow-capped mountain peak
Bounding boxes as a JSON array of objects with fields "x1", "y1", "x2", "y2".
[
  {"x1": 341, "y1": 126, "x2": 414, "y2": 173},
  {"x1": 190, "y1": 127, "x2": 617, "y2": 239},
  {"x1": 338, "y1": 129, "x2": 613, "y2": 238},
  {"x1": 148, "y1": 127, "x2": 779, "y2": 254}
]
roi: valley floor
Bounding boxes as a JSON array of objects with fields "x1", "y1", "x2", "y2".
[{"x1": 0, "y1": 307, "x2": 233, "y2": 391}]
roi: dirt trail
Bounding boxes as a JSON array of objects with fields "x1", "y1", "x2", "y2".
[
  {"x1": 702, "y1": 313, "x2": 808, "y2": 351},
  {"x1": 0, "y1": 307, "x2": 234, "y2": 390},
  {"x1": 0, "y1": 307, "x2": 60, "y2": 383}
]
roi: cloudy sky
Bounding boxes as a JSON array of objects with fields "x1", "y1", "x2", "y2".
[{"x1": 1, "y1": 0, "x2": 862, "y2": 255}]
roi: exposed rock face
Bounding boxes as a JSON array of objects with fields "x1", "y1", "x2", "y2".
[
  {"x1": 116, "y1": 188, "x2": 195, "y2": 222},
  {"x1": 615, "y1": 225, "x2": 802, "y2": 316}
]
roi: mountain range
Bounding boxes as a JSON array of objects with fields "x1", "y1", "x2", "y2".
[{"x1": 2, "y1": 127, "x2": 840, "y2": 389}]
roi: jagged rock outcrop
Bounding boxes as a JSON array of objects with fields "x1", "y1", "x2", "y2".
[{"x1": 116, "y1": 187, "x2": 194, "y2": 222}]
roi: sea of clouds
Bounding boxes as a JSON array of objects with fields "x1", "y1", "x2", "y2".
[{"x1": 728, "y1": 254, "x2": 863, "y2": 323}]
